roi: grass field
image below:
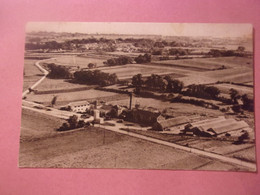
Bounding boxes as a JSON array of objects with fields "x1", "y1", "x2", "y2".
[{"x1": 20, "y1": 108, "x2": 65, "y2": 142}]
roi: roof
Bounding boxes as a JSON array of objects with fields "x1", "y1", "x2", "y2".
[
  {"x1": 100, "y1": 104, "x2": 113, "y2": 111},
  {"x1": 191, "y1": 116, "x2": 249, "y2": 135},
  {"x1": 210, "y1": 120, "x2": 249, "y2": 134},
  {"x1": 68, "y1": 101, "x2": 90, "y2": 107},
  {"x1": 135, "y1": 106, "x2": 160, "y2": 114},
  {"x1": 157, "y1": 116, "x2": 189, "y2": 129}
]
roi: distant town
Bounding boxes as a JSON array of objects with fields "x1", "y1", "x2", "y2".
[{"x1": 20, "y1": 27, "x2": 256, "y2": 171}]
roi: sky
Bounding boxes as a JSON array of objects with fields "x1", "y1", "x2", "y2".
[{"x1": 26, "y1": 22, "x2": 252, "y2": 38}]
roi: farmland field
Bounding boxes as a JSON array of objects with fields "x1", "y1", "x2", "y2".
[
  {"x1": 34, "y1": 77, "x2": 91, "y2": 91},
  {"x1": 211, "y1": 83, "x2": 254, "y2": 99},
  {"x1": 153, "y1": 56, "x2": 253, "y2": 70},
  {"x1": 97, "y1": 64, "x2": 190, "y2": 80},
  {"x1": 46, "y1": 55, "x2": 107, "y2": 68},
  {"x1": 203, "y1": 66, "x2": 253, "y2": 82},
  {"x1": 153, "y1": 59, "x2": 223, "y2": 71},
  {"x1": 178, "y1": 66, "x2": 253, "y2": 86},
  {"x1": 26, "y1": 89, "x2": 129, "y2": 106}
]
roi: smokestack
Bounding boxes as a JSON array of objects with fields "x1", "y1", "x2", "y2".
[
  {"x1": 129, "y1": 92, "x2": 132, "y2": 110},
  {"x1": 94, "y1": 100, "x2": 98, "y2": 109}
]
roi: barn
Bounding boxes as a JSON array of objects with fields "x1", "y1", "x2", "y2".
[{"x1": 153, "y1": 116, "x2": 189, "y2": 131}]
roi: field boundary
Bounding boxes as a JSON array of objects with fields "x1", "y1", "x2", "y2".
[{"x1": 34, "y1": 86, "x2": 93, "y2": 94}]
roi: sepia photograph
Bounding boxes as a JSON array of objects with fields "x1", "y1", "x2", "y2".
[{"x1": 19, "y1": 22, "x2": 256, "y2": 171}]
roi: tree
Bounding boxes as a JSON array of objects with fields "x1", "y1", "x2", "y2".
[
  {"x1": 229, "y1": 88, "x2": 240, "y2": 104},
  {"x1": 106, "y1": 56, "x2": 133, "y2": 66},
  {"x1": 88, "y1": 63, "x2": 96, "y2": 69},
  {"x1": 241, "y1": 94, "x2": 254, "y2": 111},
  {"x1": 51, "y1": 95, "x2": 58, "y2": 107},
  {"x1": 158, "y1": 78, "x2": 168, "y2": 92},
  {"x1": 132, "y1": 74, "x2": 144, "y2": 94},
  {"x1": 134, "y1": 54, "x2": 151, "y2": 64},
  {"x1": 231, "y1": 105, "x2": 241, "y2": 113},
  {"x1": 58, "y1": 122, "x2": 69, "y2": 131},
  {"x1": 77, "y1": 120, "x2": 86, "y2": 128},
  {"x1": 171, "y1": 79, "x2": 184, "y2": 93},
  {"x1": 47, "y1": 63, "x2": 71, "y2": 79},
  {"x1": 205, "y1": 86, "x2": 220, "y2": 98},
  {"x1": 132, "y1": 74, "x2": 143, "y2": 87},
  {"x1": 73, "y1": 70, "x2": 118, "y2": 86},
  {"x1": 68, "y1": 115, "x2": 78, "y2": 129},
  {"x1": 237, "y1": 46, "x2": 245, "y2": 52}
]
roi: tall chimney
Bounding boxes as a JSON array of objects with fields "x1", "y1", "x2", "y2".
[{"x1": 129, "y1": 92, "x2": 132, "y2": 110}]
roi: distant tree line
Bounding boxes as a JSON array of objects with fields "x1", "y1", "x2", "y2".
[
  {"x1": 104, "y1": 53, "x2": 151, "y2": 66},
  {"x1": 25, "y1": 37, "x2": 196, "y2": 51},
  {"x1": 208, "y1": 47, "x2": 248, "y2": 57},
  {"x1": 73, "y1": 70, "x2": 118, "y2": 86},
  {"x1": 25, "y1": 38, "x2": 116, "y2": 50},
  {"x1": 25, "y1": 41, "x2": 63, "y2": 50}
]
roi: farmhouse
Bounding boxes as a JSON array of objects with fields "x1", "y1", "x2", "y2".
[
  {"x1": 68, "y1": 101, "x2": 90, "y2": 112},
  {"x1": 153, "y1": 116, "x2": 189, "y2": 131}
]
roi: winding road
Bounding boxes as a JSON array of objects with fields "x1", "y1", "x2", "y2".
[{"x1": 22, "y1": 59, "x2": 50, "y2": 98}]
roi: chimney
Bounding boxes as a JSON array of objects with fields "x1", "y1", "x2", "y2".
[
  {"x1": 129, "y1": 92, "x2": 132, "y2": 110},
  {"x1": 94, "y1": 100, "x2": 98, "y2": 109}
]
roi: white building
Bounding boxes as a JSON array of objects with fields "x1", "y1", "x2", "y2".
[{"x1": 68, "y1": 101, "x2": 90, "y2": 113}]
